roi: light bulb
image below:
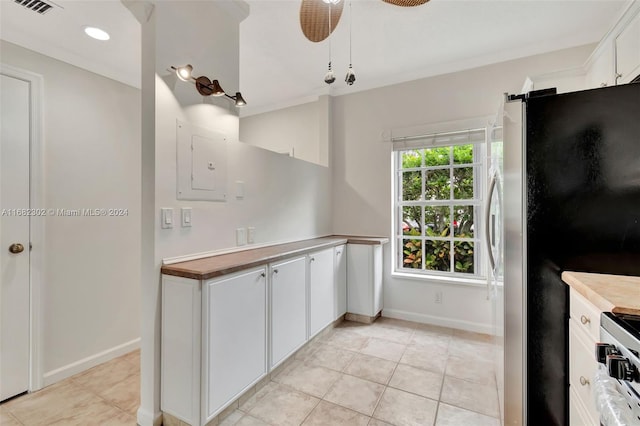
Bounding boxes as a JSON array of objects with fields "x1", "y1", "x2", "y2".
[
  {"x1": 176, "y1": 64, "x2": 193, "y2": 82},
  {"x1": 84, "y1": 26, "x2": 110, "y2": 41}
]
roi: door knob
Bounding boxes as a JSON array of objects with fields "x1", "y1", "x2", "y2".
[{"x1": 9, "y1": 243, "x2": 25, "y2": 254}]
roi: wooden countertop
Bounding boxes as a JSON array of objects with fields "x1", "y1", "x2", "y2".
[
  {"x1": 162, "y1": 235, "x2": 389, "y2": 281},
  {"x1": 562, "y1": 271, "x2": 640, "y2": 315}
]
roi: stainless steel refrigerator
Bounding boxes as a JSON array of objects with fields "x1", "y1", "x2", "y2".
[{"x1": 490, "y1": 83, "x2": 640, "y2": 425}]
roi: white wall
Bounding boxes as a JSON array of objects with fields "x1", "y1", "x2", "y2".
[
  {"x1": 138, "y1": 2, "x2": 332, "y2": 424},
  {"x1": 0, "y1": 41, "x2": 141, "y2": 381},
  {"x1": 331, "y1": 44, "x2": 595, "y2": 333},
  {"x1": 155, "y1": 79, "x2": 332, "y2": 258},
  {"x1": 240, "y1": 95, "x2": 331, "y2": 166}
]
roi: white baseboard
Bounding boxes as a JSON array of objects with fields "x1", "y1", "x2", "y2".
[
  {"x1": 382, "y1": 309, "x2": 493, "y2": 335},
  {"x1": 42, "y1": 338, "x2": 140, "y2": 387},
  {"x1": 137, "y1": 408, "x2": 163, "y2": 426}
]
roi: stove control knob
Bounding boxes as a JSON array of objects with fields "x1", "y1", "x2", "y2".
[
  {"x1": 595, "y1": 343, "x2": 618, "y2": 364},
  {"x1": 606, "y1": 355, "x2": 635, "y2": 381}
]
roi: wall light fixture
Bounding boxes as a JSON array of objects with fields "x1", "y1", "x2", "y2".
[{"x1": 170, "y1": 64, "x2": 247, "y2": 107}]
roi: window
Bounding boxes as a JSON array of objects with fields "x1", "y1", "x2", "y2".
[{"x1": 393, "y1": 128, "x2": 485, "y2": 278}]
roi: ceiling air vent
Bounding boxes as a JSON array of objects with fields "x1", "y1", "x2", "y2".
[{"x1": 13, "y1": 0, "x2": 57, "y2": 14}]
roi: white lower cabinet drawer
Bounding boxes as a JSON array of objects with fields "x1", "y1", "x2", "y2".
[
  {"x1": 569, "y1": 288, "x2": 602, "y2": 342},
  {"x1": 569, "y1": 320, "x2": 599, "y2": 425},
  {"x1": 570, "y1": 386, "x2": 597, "y2": 426}
]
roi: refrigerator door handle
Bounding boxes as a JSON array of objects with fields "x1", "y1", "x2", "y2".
[{"x1": 485, "y1": 171, "x2": 497, "y2": 278}]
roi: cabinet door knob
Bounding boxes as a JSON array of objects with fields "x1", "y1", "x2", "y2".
[
  {"x1": 580, "y1": 315, "x2": 590, "y2": 325},
  {"x1": 260, "y1": 272, "x2": 266, "y2": 278},
  {"x1": 9, "y1": 243, "x2": 24, "y2": 254},
  {"x1": 615, "y1": 73, "x2": 623, "y2": 82},
  {"x1": 273, "y1": 269, "x2": 278, "y2": 274},
  {"x1": 579, "y1": 376, "x2": 589, "y2": 386},
  {"x1": 310, "y1": 257, "x2": 315, "y2": 263}
]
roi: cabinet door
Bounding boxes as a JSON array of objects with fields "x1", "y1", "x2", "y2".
[
  {"x1": 334, "y1": 245, "x2": 347, "y2": 319},
  {"x1": 568, "y1": 321, "x2": 599, "y2": 425},
  {"x1": 309, "y1": 248, "x2": 335, "y2": 338},
  {"x1": 586, "y1": 41, "x2": 615, "y2": 89},
  {"x1": 347, "y1": 244, "x2": 383, "y2": 317},
  {"x1": 616, "y1": 11, "x2": 640, "y2": 84},
  {"x1": 270, "y1": 257, "x2": 307, "y2": 369},
  {"x1": 204, "y1": 268, "x2": 267, "y2": 421}
]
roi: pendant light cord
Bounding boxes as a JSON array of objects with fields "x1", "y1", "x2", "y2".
[
  {"x1": 349, "y1": 1, "x2": 352, "y2": 67},
  {"x1": 328, "y1": 4, "x2": 332, "y2": 68}
]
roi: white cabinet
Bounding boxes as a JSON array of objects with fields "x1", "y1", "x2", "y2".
[
  {"x1": 204, "y1": 268, "x2": 267, "y2": 421},
  {"x1": 568, "y1": 288, "x2": 602, "y2": 426},
  {"x1": 347, "y1": 244, "x2": 383, "y2": 318},
  {"x1": 615, "y1": 9, "x2": 640, "y2": 84},
  {"x1": 583, "y1": 3, "x2": 640, "y2": 89},
  {"x1": 161, "y1": 267, "x2": 268, "y2": 426},
  {"x1": 308, "y1": 248, "x2": 335, "y2": 338},
  {"x1": 270, "y1": 256, "x2": 307, "y2": 369},
  {"x1": 585, "y1": 41, "x2": 615, "y2": 89},
  {"x1": 334, "y1": 244, "x2": 347, "y2": 319}
]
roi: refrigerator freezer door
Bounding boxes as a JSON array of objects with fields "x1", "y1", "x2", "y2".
[
  {"x1": 503, "y1": 99, "x2": 526, "y2": 426},
  {"x1": 487, "y1": 108, "x2": 505, "y2": 425}
]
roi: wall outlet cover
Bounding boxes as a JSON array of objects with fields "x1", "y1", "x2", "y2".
[
  {"x1": 247, "y1": 227, "x2": 255, "y2": 244},
  {"x1": 236, "y1": 228, "x2": 246, "y2": 246},
  {"x1": 181, "y1": 207, "x2": 192, "y2": 227},
  {"x1": 161, "y1": 208, "x2": 173, "y2": 229}
]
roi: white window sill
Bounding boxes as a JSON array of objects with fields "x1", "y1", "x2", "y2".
[{"x1": 391, "y1": 271, "x2": 488, "y2": 288}]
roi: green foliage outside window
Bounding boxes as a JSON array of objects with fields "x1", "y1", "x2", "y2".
[{"x1": 400, "y1": 145, "x2": 477, "y2": 274}]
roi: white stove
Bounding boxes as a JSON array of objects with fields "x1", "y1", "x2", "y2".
[{"x1": 596, "y1": 312, "x2": 640, "y2": 426}]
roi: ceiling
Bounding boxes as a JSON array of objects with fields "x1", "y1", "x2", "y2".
[
  {"x1": 0, "y1": 0, "x2": 140, "y2": 88},
  {"x1": 0, "y1": 0, "x2": 631, "y2": 116},
  {"x1": 240, "y1": 0, "x2": 629, "y2": 115}
]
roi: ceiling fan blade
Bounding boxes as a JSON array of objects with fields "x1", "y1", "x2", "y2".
[
  {"x1": 382, "y1": 0, "x2": 430, "y2": 6},
  {"x1": 300, "y1": 0, "x2": 344, "y2": 43}
]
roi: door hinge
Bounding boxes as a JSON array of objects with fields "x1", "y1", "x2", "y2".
[{"x1": 29, "y1": 242, "x2": 33, "y2": 251}]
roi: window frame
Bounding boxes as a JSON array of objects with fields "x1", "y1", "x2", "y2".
[{"x1": 392, "y1": 129, "x2": 487, "y2": 280}]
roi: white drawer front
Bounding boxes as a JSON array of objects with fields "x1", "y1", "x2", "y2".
[
  {"x1": 570, "y1": 386, "x2": 598, "y2": 426},
  {"x1": 569, "y1": 321, "x2": 600, "y2": 424},
  {"x1": 569, "y1": 288, "x2": 602, "y2": 342}
]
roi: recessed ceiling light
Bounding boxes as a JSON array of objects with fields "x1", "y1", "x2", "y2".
[{"x1": 84, "y1": 26, "x2": 110, "y2": 41}]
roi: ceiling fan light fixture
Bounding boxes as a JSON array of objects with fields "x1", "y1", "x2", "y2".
[{"x1": 175, "y1": 64, "x2": 193, "y2": 82}]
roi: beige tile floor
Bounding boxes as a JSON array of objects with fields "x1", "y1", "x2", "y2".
[
  {"x1": 0, "y1": 318, "x2": 500, "y2": 426},
  {"x1": 224, "y1": 318, "x2": 500, "y2": 426},
  {"x1": 0, "y1": 349, "x2": 140, "y2": 426}
]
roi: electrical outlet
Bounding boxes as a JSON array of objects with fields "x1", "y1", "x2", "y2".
[
  {"x1": 247, "y1": 227, "x2": 255, "y2": 244},
  {"x1": 236, "y1": 228, "x2": 246, "y2": 246},
  {"x1": 435, "y1": 291, "x2": 443, "y2": 304}
]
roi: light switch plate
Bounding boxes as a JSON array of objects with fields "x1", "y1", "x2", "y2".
[
  {"x1": 236, "y1": 228, "x2": 246, "y2": 246},
  {"x1": 161, "y1": 208, "x2": 173, "y2": 229},
  {"x1": 181, "y1": 207, "x2": 192, "y2": 227},
  {"x1": 236, "y1": 181, "x2": 245, "y2": 199},
  {"x1": 247, "y1": 227, "x2": 255, "y2": 244}
]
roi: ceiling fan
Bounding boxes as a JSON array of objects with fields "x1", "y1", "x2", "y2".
[{"x1": 300, "y1": 0, "x2": 430, "y2": 43}]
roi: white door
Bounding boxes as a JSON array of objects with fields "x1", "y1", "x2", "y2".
[
  {"x1": 308, "y1": 248, "x2": 334, "y2": 338},
  {"x1": 334, "y1": 245, "x2": 347, "y2": 319},
  {"x1": 0, "y1": 74, "x2": 31, "y2": 401},
  {"x1": 205, "y1": 268, "x2": 267, "y2": 420},
  {"x1": 270, "y1": 257, "x2": 306, "y2": 369}
]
